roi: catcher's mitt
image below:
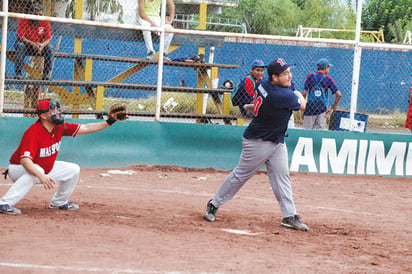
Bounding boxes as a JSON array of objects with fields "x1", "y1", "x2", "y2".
[{"x1": 106, "y1": 103, "x2": 128, "y2": 125}]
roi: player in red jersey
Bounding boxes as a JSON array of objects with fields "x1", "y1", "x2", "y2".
[{"x1": 0, "y1": 99, "x2": 121, "y2": 215}]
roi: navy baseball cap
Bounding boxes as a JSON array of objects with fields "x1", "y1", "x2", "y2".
[
  {"x1": 251, "y1": 59, "x2": 265, "y2": 69},
  {"x1": 316, "y1": 58, "x2": 333, "y2": 69},
  {"x1": 267, "y1": 58, "x2": 294, "y2": 76}
]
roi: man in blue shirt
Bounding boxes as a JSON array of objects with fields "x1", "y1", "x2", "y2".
[
  {"x1": 203, "y1": 58, "x2": 309, "y2": 231},
  {"x1": 302, "y1": 58, "x2": 342, "y2": 130}
]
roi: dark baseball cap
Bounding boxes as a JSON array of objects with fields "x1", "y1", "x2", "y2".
[
  {"x1": 316, "y1": 58, "x2": 333, "y2": 69},
  {"x1": 251, "y1": 59, "x2": 265, "y2": 69},
  {"x1": 267, "y1": 58, "x2": 294, "y2": 76}
]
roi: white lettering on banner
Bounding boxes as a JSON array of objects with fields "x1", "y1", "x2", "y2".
[
  {"x1": 367, "y1": 141, "x2": 406, "y2": 176},
  {"x1": 320, "y1": 139, "x2": 357, "y2": 174},
  {"x1": 290, "y1": 137, "x2": 318, "y2": 172},
  {"x1": 290, "y1": 138, "x2": 412, "y2": 176},
  {"x1": 406, "y1": 144, "x2": 412, "y2": 176},
  {"x1": 356, "y1": 140, "x2": 368, "y2": 175},
  {"x1": 39, "y1": 142, "x2": 61, "y2": 158}
]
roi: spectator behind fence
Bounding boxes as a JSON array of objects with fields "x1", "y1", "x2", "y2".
[
  {"x1": 231, "y1": 59, "x2": 265, "y2": 118},
  {"x1": 405, "y1": 87, "x2": 412, "y2": 132},
  {"x1": 14, "y1": 2, "x2": 53, "y2": 80},
  {"x1": 302, "y1": 58, "x2": 341, "y2": 130},
  {"x1": 138, "y1": 0, "x2": 175, "y2": 61}
]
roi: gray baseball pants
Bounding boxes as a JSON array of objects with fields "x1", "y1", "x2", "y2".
[{"x1": 212, "y1": 137, "x2": 297, "y2": 218}]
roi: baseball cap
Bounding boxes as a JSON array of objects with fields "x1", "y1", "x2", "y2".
[
  {"x1": 267, "y1": 58, "x2": 294, "y2": 76},
  {"x1": 37, "y1": 99, "x2": 61, "y2": 114},
  {"x1": 37, "y1": 99, "x2": 50, "y2": 114},
  {"x1": 251, "y1": 59, "x2": 265, "y2": 69},
  {"x1": 316, "y1": 58, "x2": 333, "y2": 69}
]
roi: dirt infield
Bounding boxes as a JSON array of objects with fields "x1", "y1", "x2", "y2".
[{"x1": 1, "y1": 165, "x2": 411, "y2": 273}]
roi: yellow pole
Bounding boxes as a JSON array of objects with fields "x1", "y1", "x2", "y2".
[
  {"x1": 195, "y1": 3, "x2": 208, "y2": 120},
  {"x1": 72, "y1": 0, "x2": 84, "y2": 117}
]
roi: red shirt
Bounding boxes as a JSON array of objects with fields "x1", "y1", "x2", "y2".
[
  {"x1": 10, "y1": 121, "x2": 80, "y2": 174},
  {"x1": 17, "y1": 19, "x2": 52, "y2": 43},
  {"x1": 244, "y1": 74, "x2": 263, "y2": 96}
]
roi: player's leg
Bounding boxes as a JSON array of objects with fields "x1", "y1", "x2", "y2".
[
  {"x1": 303, "y1": 115, "x2": 316, "y2": 130},
  {"x1": 212, "y1": 138, "x2": 272, "y2": 207},
  {"x1": 315, "y1": 113, "x2": 327, "y2": 130},
  {"x1": 204, "y1": 138, "x2": 272, "y2": 221},
  {"x1": 0, "y1": 164, "x2": 44, "y2": 214},
  {"x1": 266, "y1": 143, "x2": 296, "y2": 217},
  {"x1": 138, "y1": 17, "x2": 155, "y2": 58},
  {"x1": 14, "y1": 40, "x2": 29, "y2": 78},
  {"x1": 163, "y1": 24, "x2": 174, "y2": 56},
  {"x1": 41, "y1": 44, "x2": 54, "y2": 80},
  {"x1": 266, "y1": 145, "x2": 308, "y2": 231},
  {"x1": 48, "y1": 161, "x2": 80, "y2": 209}
]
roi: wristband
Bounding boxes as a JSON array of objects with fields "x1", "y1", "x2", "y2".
[{"x1": 106, "y1": 117, "x2": 116, "y2": 126}]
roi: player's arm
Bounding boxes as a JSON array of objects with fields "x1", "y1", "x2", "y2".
[
  {"x1": 294, "y1": 90, "x2": 306, "y2": 111},
  {"x1": 166, "y1": 0, "x2": 175, "y2": 24},
  {"x1": 138, "y1": 0, "x2": 156, "y2": 26},
  {"x1": 77, "y1": 121, "x2": 110, "y2": 135},
  {"x1": 301, "y1": 89, "x2": 307, "y2": 99},
  {"x1": 20, "y1": 158, "x2": 56, "y2": 189},
  {"x1": 17, "y1": 21, "x2": 36, "y2": 47},
  {"x1": 326, "y1": 90, "x2": 342, "y2": 115},
  {"x1": 77, "y1": 104, "x2": 127, "y2": 135}
]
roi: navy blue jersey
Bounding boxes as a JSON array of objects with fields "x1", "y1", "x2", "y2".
[
  {"x1": 303, "y1": 71, "x2": 338, "y2": 115},
  {"x1": 243, "y1": 78, "x2": 301, "y2": 143}
]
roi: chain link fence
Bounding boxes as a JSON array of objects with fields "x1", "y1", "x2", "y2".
[{"x1": 1, "y1": 0, "x2": 411, "y2": 133}]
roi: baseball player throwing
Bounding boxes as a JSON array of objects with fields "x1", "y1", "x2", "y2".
[
  {"x1": 203, "y1": 58, "x2": 309, "y2": 231},
  {"x1": 0, "y1": 99, "x2": 127, "y2": 215}
]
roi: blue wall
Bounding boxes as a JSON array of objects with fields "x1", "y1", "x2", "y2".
[{"x1": 5, "y1": 32, "x2": 412, "y2": 111}]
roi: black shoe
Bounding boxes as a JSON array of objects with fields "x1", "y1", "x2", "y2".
[
  {"x1": 281, "y1": 215, "x2": 309, "y2": 231},
  {"x1": 163, "y1": 54, "x2": 171, "y2": 62},
  {"x1": 0, "y1": 204, "x2": 21, "y2": 215},
  {"x1": 203, "y1": 199, "x2": 218, "y2": 222},
  {"x1": 49, "y1": 201, "x2": 79, "y2": 210}
]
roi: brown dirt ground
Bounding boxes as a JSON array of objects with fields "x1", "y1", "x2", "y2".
[{"x1": 1, "y1": 165, "x2": 411, "y2": 273}]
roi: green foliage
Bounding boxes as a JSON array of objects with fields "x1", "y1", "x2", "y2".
[
  {"x1": 220, "y1": 0, "x2": 356, "y2": 38},
  {"x1": 362, "y1": 0, "x2": 412, "y2": 42},
  {"x1": 58, "y1": 0, "x2": 124, "y2": 23},
  {"x1": 222, "y1": 0, "x2": 302, "y2": 35}
]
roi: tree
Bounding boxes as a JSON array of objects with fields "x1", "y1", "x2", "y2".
[
  {"x1": 219, "y1": 0, "x2": 356, "y2": 38},
  {"x1": 56, "y1": 0, "x2": 124, "y2": 23},
  {"x1": 362, "y1": 0, "x2": 412, "y2": 43},
  {"x1": 221, "y1": 0, "x2": 302, "y2": 35}
]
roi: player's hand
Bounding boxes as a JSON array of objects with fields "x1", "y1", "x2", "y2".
[{"x1": 39, "y1": 174, "x2": 56, "y2": 190}]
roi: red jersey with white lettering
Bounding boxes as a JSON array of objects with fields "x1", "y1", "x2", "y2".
[
  {"x1": 10, "y1": 120, "x2": 80, "y2": 174},
  {"x1": 17, "y1": 19, "x2": 52, "y2": 43}
]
